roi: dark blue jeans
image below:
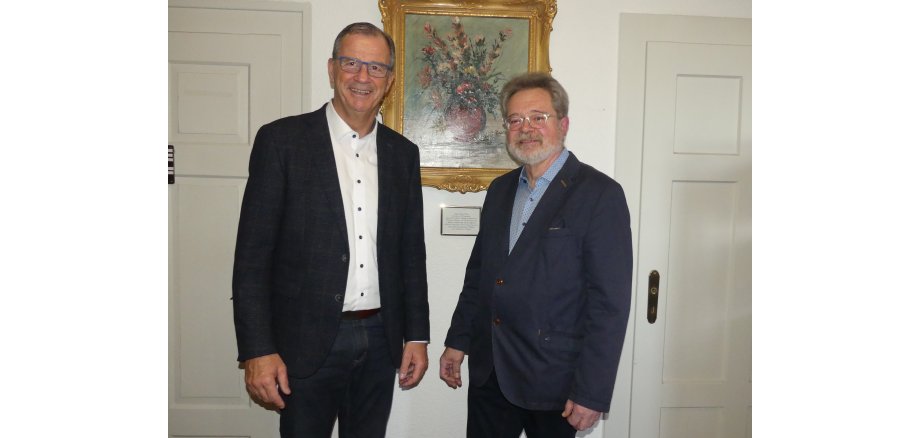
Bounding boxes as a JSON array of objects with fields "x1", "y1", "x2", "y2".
[{"x1": 280, "y1": 313, "x2": 395, "y2": 438}]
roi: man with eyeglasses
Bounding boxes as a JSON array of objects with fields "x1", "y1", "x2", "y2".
[
  {"x1": 232, "y1": 22, "x2": 429, "y2": 438},
  {"x1": 439, "y1": 72, "x2": 633, "y2": 437}
]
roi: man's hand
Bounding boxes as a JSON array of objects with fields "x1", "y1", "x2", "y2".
[
  {"x1": 562, "y1": 400, "x2": 602, "y2": 431},
  {"x1": 439, "y1": 347, "x2": 465, "y2": 389},
  {"x1": 398, "y1": 342, "x2": 429, "y2": 389},
  {"x1": 243, "y1": 353, "x2": 290, "y2": 410}
]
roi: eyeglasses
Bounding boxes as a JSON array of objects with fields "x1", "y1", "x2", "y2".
[
  {"x1": 337, "y1": 56, "x2": 392, "y2": 78},
  {"x1": 503, "y1": 112, "x2": 554, "y2": 130}
]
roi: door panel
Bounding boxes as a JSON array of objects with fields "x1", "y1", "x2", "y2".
[
  {"x1": 169, "y1": 30, "x2": 283, "y2": 177},
  {"x1": 174, "y1": 178, "x2": 247, "y2": 402}
]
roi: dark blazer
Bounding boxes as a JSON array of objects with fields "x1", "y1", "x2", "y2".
[
  {"x1": 232, "y1": 104, "x2": 429, "y2": 378},
  {"x1": 445, "y1": 152, "x2": 632, "y2": 412}
]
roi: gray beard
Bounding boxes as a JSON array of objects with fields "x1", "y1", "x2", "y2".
[{"x1": 506, "y1": 138, "x2": 564, "y2": 166}]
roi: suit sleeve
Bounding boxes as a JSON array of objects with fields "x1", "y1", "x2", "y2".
[
  {"x1": 400, "y1": 144, "x2": 430, "y2": 342},
  {"x1": 569, "y1": 181, "x2": 633, "y2": 412},
  {"x1": 443, "y1": 202, "x2": 486, "y2": 353},
  {"x1": 232, "y1": 124, "x2": 286, "y2": 362}
]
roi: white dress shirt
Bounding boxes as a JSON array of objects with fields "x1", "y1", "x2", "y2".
[{"x1": 326, "y1": 102, "x2": 380, "y2": 311}]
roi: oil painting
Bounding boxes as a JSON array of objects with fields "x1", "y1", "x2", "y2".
[
  {"x1": 380, "y1": 0, "x2": 556, "y2": 192},
  {"x1": 403, "y1": 15, "x2": 528, "y2": 170}
]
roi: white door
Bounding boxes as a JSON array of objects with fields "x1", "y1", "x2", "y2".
[
  {"x1": 614, "y1": 14, "x2": 752, "y2": 438},
  {"x1": 168, "y1": 1, "x2": 308, "y2": 437}
]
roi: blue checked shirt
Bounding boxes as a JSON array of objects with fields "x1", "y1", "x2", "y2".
[{"x1": 508, "y1": 149, "x2": 570, "y2": 252}]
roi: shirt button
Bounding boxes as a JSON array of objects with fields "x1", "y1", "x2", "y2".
[
  {"x1": 360, "y1": 264, "x2": 364, "y2": 268},
  {"x1": 359, "y1": 235, "x2": 363, "y2": 240},
  {"x1": 356, "y1": 153, "x2": 359, "y2": 158},
  {"x1": 358, "y1": 207, "x2": 362, "y2": 211},
  {"x1": 495, "y1": 278, "x2": 504, "y2": 286},
  {"x1": 357, "y1": 179, "x2": 361, "y2": 184}
]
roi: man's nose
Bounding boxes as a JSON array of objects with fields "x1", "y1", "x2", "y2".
[
  {"x1": 520, "y1": 119, "x2": 535, "y2": 132},
  {"x1": 355, "y1": 64, "x2": 371, "y2": 81}
]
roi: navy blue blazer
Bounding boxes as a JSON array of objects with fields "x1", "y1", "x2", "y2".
[
  {"x1": 232, "y1": 104, "x2": 429, "y2": 378},
  {"x1": 445, "y1": 152, "x2": 632, "y2": 412}
]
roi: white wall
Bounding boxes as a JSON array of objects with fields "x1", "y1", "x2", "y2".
[{"x1": 286, "y1": 1, "x2": 751, "y2": 436}]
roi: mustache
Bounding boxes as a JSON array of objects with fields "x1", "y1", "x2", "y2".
[{"x1": 515, "y1": 133, "x2": 542, "y2": 144}]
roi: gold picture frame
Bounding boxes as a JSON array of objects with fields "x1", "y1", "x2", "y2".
[{"x1": 379, "y1": 0, "x2": 557, "y2": 192}]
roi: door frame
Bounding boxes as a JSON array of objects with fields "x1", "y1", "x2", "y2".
[{"x1": 612, "y1": 13, "x2": 752, "y2": 438}]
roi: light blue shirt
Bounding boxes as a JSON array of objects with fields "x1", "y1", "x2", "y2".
[{"x1": 508, "y1": 149, "x2": 570, "y2": 253}]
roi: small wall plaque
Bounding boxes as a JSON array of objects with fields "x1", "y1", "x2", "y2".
[{"x1": 440, "y1": 206, "x2": 481, "y2": 236}]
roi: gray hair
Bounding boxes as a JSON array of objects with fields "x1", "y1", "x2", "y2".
[
  {"x1": 332, "y1": 22, "x2": 396, "y2": 67},
  {"x1": 500, "y1": 72, "x2": 569, "y2": 118}
]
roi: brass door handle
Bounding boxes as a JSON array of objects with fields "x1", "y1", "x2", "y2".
[{"x1": 647, "y1": 270, "x2": 660, "y2": 323}]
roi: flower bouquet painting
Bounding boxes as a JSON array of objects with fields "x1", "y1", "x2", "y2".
[
  {"x1": 417, "y1": 18, "x2": 510, "y2": 142},
  {"x1": 402, "y1": 14, "x2": 529, "y2": 169}
]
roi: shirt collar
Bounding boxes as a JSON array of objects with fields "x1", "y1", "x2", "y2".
[
  {"x1": 326, "y1": 100, "x2": 378, "y2": 141},
  {"x1": 519, "y1": 148, "x2": 570, "y2": 186}
]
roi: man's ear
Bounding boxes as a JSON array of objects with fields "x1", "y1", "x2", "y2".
[
  {"x1": 327, "y1": 58, "x2": 335, "y2": 88},
  {"x1": 385, "y1": 71, "x2": 395, "y2": 94}
]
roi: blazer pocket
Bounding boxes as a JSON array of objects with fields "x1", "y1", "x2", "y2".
[
  {"x1": 540, "y1": 228, "x2": 576, "y2": 267},
  {"x1": 544, "y1": 217, "x2": 571, "y2": 237},
  {"x1": 541, "y1": 331, "x2": 584, "y2": 353},
  {"x1": 543, "y1": 227, "x2": 574, "y2": 238}
]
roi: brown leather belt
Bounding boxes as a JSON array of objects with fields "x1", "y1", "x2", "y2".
[{"x1": 341, "y1": 308, "x2": 381, "y2": 320}]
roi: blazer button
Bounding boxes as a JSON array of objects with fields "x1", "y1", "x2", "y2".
[
  {"x1": 493, "y1": 317, "x2": 501, "y2": 325},
  {"x1": 495, "y1": 278, "x2": 504, "y2": 286},
  {"x1": 341, "y1": 254, "x2": 347, "y2": 262},
  {"x1": 334, "y1": 294, "x2": 343, "y2": 303}
]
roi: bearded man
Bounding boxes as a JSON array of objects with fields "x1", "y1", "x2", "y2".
[{"x1": 439, "y1": 72, "x2": 633, "y2": 437}]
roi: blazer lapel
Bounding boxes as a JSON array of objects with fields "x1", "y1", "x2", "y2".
[
  {"x1": 308, "y1": 105, "x2": 349, "y2": 244},
  {"x1": 376, "y1": 125, "x2": 394, "y2": 237},
  {"x1": 495, "y1": 171, "x2": 518, "y2": 258},
  {"x1": 507, "y1": 153, "x2": 581, "y2": 259}
]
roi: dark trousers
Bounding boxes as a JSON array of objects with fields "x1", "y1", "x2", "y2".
[
  {"x1": 467, "y1": 370, "x2": 577, "y2": 438},
  {"x1": 279, "y1": 313, "x2": 395, "y2": 438}
]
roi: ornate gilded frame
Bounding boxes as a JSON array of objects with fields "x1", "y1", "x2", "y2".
[{"x1": 379, "y1": 0, "x2": 556, "y2": 192}]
